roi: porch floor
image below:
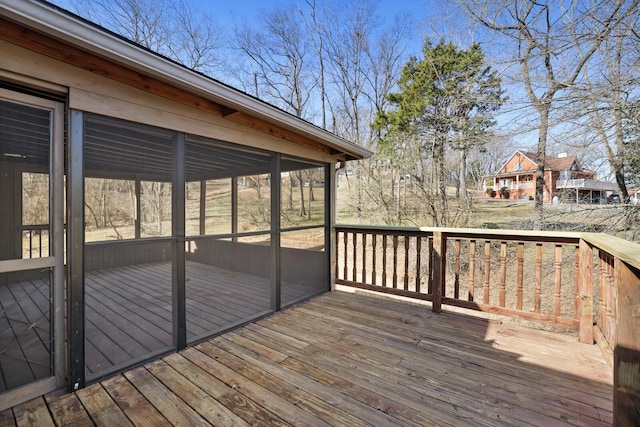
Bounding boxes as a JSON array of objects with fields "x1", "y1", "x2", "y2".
[
  {"x1": 1, "y1": 260, "x2": 319, "y2": 390},
  {"x1": 3, "y1": 290, "x2": 612, "y2": 426}
]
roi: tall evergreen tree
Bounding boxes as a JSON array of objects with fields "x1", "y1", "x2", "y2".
[{"x1": 373, "y1": 40, "x2": 502, "y2": 226}]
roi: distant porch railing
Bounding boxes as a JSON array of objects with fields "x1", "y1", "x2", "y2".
[
  {"x1": 334, "y1": 225, "x2": 640, "y2": 425},
  {"x1": 21, "y1": 224, "x2": 49, "y2": 259}
]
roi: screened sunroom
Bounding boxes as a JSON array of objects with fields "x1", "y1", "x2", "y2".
[{"x1": 0, "y1": 0, "x2": 369, "y2": 409}]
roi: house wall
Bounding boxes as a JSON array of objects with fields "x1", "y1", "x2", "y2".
[
  {"x1": 0, "y1": 39, "x2": 337, "y2": 166},
  {"x1": 503, "y1": 152, "x2": 537, "y2": 173}
]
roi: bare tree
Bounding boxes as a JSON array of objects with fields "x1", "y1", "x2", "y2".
[
  {"x1": 467, "y1": 0, "x2": 638, "y2": 229},
  {"x1": 234, "y1": 6, "x2": 313, "y2": 118},
  {"x1": 303, "y1": 0, "x2": 329, "y2": 129},
  {"x1": 578, "y1": 10, "x2": 640, "y2": 201},
  {"x1": 322, "y1": 0, "x2": 377, "y2": 145},
  {"x1": 69, "y1": 0, "x2": 223, "y2": 74},
  {"x1": 167, "y1": 1, "x2": 224, "y2": 72}
]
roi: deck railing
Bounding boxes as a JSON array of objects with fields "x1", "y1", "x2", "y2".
[
  {"x1": 334, "y1": 225, "x2": 640, "y2": 425},
  {"x1": 21, "y1": 224, "x2": 49, "y2": 259}
]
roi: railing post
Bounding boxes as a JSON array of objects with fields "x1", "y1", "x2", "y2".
[
  {"x1": 432, "y1": 231, "x2": 446, "y2": 313},
  {"x1": 613, "y1": 260, "x2": 640, "y2": 425},
  {"x1": 578, "y1": 239, "x2": 594, "y2": 344}
]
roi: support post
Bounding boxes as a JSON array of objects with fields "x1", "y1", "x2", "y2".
[
  {"x1": 67, "y1": 110, "x2": 85, "y2": 391},
  {"x1": 613, "y1": 260, "x2": 640, "y2": 426},
  {"x1": 578, "y1": 239, "x2": 594, "y2": 344},
  {"x1": 172, "y1": 133, "x2": 186, "y2": 350},
  {"x1": 134, "y1": 178, "x2": 141, "y2": 239},
  {"x1": 199, "y1": 180, "x2": 206, "y2": 235},
  {"x1": 231, "y1": 176, "x2": 238, "y2": 242},
  {"x1": 432, "y1": 231, "x2": 446, "y2": 313},
  {"x1": 325, "y1": 163, "x2": 333, "y2": 292},
  {"x1": 270, "y1": 154, "x2": 281, "y2": 311}
]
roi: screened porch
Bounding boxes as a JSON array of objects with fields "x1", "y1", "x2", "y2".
[{"x1": 1, "y1": 104, "x2": 332, "y2": 394}]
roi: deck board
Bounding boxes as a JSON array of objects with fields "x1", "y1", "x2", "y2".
[
  {"x1": 4, "y1": 290, "x2": 613, "y2": 426},
  {"x1": 0, "y1": 277, "x2": 51, "y2": 392},
  {"x1": 1, "y1": 259, "x2": 319, "y2": 387}
]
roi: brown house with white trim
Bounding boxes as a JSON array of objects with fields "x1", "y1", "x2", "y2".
[{"x1": 484, "y1": 150, "x2": 615, "y2": 203}]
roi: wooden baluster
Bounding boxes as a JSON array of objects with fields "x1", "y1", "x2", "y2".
[
  {"x1": 335, "y1": 230, "x2": 340, "y2": 280},
  {"x1": 372, "y1": 234, "x2": 377, "y2": 286},
  {"x1": 343, "y1": 231, "x2": 348, "y2": 281},
  {"x1": 554, "y1": 244, "x2": 562, "y2": 317},
  {"x1": 516, "y1": 242, "x2": 524, "y2": 310},
  {"x1": 392, "y1": 235, "x2": 399, "y2": 288},
  {"x1": 352, "y1": 232, "x2": 358, "y2": 282},
  {"x1": 416, "y1": 237, "x2": 422, "y2": 293},
  {"x1": 428, "y1": 237, "x2": 434, "y2": 294},
  {"x1": 404, "y1": 236, "x2": 410, "y2": 290},
  {"x1": 468, "y1": 240, "x2": 476, "y2": 301},
  {"x1": 499, "y1": 242, "x2": 507, "y2": 307},
  {"x1": 574, "y1": 245, "x2": 580, "y2": 318},
  {"x1": 454, "y1": 239, "x2": 461, "y2": 299},
  {"x1": 535, "y1": 243, "x2": 542, "y2": 313},
  {"x1": 362, "y1": 233, "x2": 367, "y2": 284},
  {"x1": 604, "y1": 255, "x2": 612, "y2": 343},
  {"x1": 483, "y1": 241, "x2": 491, "y2": 304},
  {"x1": 578, "y1": 240, "x2": 594, "y2": 344},
  {"x1": 607, "y1": 256, "x2": 616, "y2": 342},
  {"x1": 598, "y1": 253, "x2": 606, "y2": 337},
  {"x1": 382, "y1": 235, "x2": 388, "y2": 287}
]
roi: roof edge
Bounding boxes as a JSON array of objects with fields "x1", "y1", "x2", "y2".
[{"x1": 1, "y1": 0, "x2": 372, "y2": 161}]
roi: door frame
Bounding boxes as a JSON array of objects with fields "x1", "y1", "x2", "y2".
[{"x1": 0, "y1": 88, "x2": 65, "y2": 409}]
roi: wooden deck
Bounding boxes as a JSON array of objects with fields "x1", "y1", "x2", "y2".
[
  {"x1": 1, "y1": 260, "x2": 320, "y2": 388},
  {"x1": 0, "y1": 274, "x2": 51, "y2": 393},
  {"x1": 2, "y1": 290, "x2": 612, "y2": 426}
]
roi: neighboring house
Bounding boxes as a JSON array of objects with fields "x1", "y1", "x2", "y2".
[
  {"x1": 0, "y1": 0, "x2": 371, "y2": 409},
  {"x1": 484, "y1": 150, "x2": 616, "y2": 203}
]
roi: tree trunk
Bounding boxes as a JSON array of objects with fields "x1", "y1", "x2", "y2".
[
  {"x1": 534, "y1": 104, "x2": 550, "y2": 231},
  {"x1": 296, "y1": 171, "x2": 306, "y2": 217},
  {"x1": 435, "y1": 136, "x2": 447, "y2": 227},
  {"x1": 287, "y1": 172, "x2": 294, "y2": 210},
  {"x1": 459, "y1": 149, "x2": 469, "y2": 208}
]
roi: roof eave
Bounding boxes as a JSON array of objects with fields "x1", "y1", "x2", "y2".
[{"x1": 1, "y1": 0, "x2": 372, "y2": 161}]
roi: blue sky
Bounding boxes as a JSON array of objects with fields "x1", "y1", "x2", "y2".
[
  {"x1": 193, "y1": 0, "x2": 432, "y2": 24},
  {"x1": 49, "y1": 0, "x2": 439, "y2": 55}
]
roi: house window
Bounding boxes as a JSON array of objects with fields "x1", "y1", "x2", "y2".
[{"x1": 514, "y1": 162, "x2": 523, "y2": 171}]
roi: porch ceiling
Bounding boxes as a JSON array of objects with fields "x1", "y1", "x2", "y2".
[{"x1": 83, "y1": 115, "x2": 325, "y2": 182}]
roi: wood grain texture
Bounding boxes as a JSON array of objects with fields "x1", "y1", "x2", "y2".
[
  {"x1": 75, "y1": 383, "x2": 133, "y2": 427},
  {"x1": 45, "y1": 391, "x2": 93, "y2": 427},
  {"x1": 12, "y1": 397, "x2": 54, "y2": 427},
  {"x1": 4, "y1": 291, "x2": 613, "y2": 426}
]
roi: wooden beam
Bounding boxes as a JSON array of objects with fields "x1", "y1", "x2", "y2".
[
  {"x1": 613, "y1": 260, "x2": 640, "y2": 426},
  {"x1": 224, "y1": 112, "x2": 333, "y2": 156}
]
